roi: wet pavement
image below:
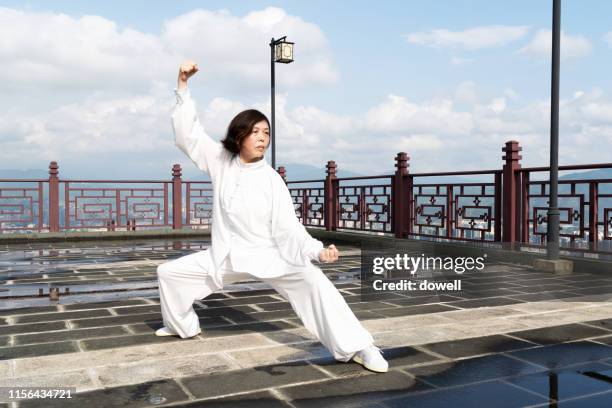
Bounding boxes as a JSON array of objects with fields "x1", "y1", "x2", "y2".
[{"x1": 0, "y1": 237, "x2": 611, "y2": 407}]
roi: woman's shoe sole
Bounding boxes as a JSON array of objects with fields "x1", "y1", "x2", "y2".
[
  {"x1": 352, "y1": 355, "x2": 389, "y2": 373},
  {"x1": 155, "y1": 328, "x2": 202, "y2": 337}
]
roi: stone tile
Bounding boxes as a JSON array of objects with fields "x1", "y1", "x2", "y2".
[
  {"x1": 591, "y1": 335, "x2": 612, "y2": 345},
  {"x1": 507, "y1": 291, "x2": 583, "y2": 302},
  {"x1": 507, "y1": 301, "x2": 594, "y2": 314},
  {"x1": 346, "y1": 301, "x2": 396, "y2": 312},
  {"x1": 505, "y1": 361, "x2": 612, "y2": 402},
  {"x1": 507, "y1": 323, "x2": 611, "y2": 345},
  {"x1": 405, "y1": 354, "x2": 545, "y2": 387},
  {"x1": 0, "y1": 306, "x2": 59, "y2": 316},
  {"x1": 374, "y1": 304, "x2": 457, "y2": 318},
  {"x1": 0, "y1": 341, "x2": 78, "y2": 360},
  {"x1": 445, "y1": 297, "x2": 524, "y2": 309},
  {"x1": 93, "y1": 353, "x2": 236, "y2": 388},
  {"x1": 506, "y1": 341, "x2": 612, "y2": 369},
  {"x1": 71, "y1": 312, "x2": 163, "y2": 328},
  {"x1": 256, "y1": 301, "x2": 293, "y2": 311},
  {"x1": 382, "y1": 295, "x2": 464, "y2": 307},
  {"x1": 144, "y1": 333, "x2": 275, "y2": 358},
  {"x1": 15, "y1": 309, "x2": 112, "y2": 324},
  {"x1": 379, "y1": 345, "x2": 441, "y2": 369},
  {"x1": 581, "y1": 318, "x2": 612, "y2": 331},
  {"x1": 62, "y1": 299, "x2": 150, "y2": 310},
  {"x1": 281, "y1": 370, "x2": 431, "y2": 408},
  {"x1": 572, "y1": 286, "x2": 612, "y2": 296},
  {"x1": 451, "y1": 319, "x2": 533, "y2": 337},
  {"x1": 420, "y1": 335, "x2": 537, "y2": 359},
  {"x1": 0, "y1": 360, "x2": 10, "y2": 378},
  {"x1": 196, "y1": 305, "x2": 260, "y2": 320},
  {"x1": 14, "y1": 326, "x2": 129, "y2": 345},
  {"x1": 354, "y1": 311, "x2": 386, "y2": 320},
  {"x1": 539, "y1": 391, "x2": 612, "y2": 407},
  {"x1": 110, "y1": 305, "x2": 160, "y2": 315},
  {"x1": 435, "y1": 306, "x2": 524, "y2": 322},
  {"x1": 362, "y1": 313, "x2": 456, "y2": 334},
  {"x1": 0, "y1": 369, "x2": 96, "y2": 392},
  {"x1": 259, "y1": 328, "x2": 316, "y2": 345},
  {"x1": 14, "y1": 346, "x2": 157, "y2": 377},
  {"x1": 201, "y1": 295, "x2": 281, "y2": 307},
  {"x1": 505, "y1": 284, "x2": 575, "y2": 294},
  {"x1": 229, "y1": 342, "x2": 329, "y2": 367},
  {"x1": 18, "y1": 378, "x2": 189, "y2": 408},
  {"x1": 204, "y1": 321, "x2": 295, "y2": 338},
  {"x1": 373, "y1": 326, "x2": 468, "y2": 349},
  {"x1": 181, "y1": 361, "x2": 325, "y2": 399},
  {"x1": 229, "y1": 289, "x2": 278, "y2": 297},
  {"x1": 169, "y1": 391, "x2": 291, "y2": 408},
  {"x1": 238, "y1": 309, "x2": 298, "y2": 322},
  {"x1": 507, "y1": 311, "x2": 595, "y2": 329},
  {"x1": 384, "y1": 380, "x2": 546, "y2": 408},
  {"x1": 80, "y1": 332, "x2": 188, "y2": 351},
  {"x1": 459, "y1": 288, "x2": 527, "y2": 298},
  {"x1": 126, "y1": 316, "x2": 232, "y2": 334}
]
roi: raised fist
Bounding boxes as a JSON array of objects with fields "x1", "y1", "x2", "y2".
[
  {"x1": 318, "y1": 244, "x2": 339, "y2": 263},
  {"x1": 178, "y1": 60, "x2": 199, "y2": 82}
]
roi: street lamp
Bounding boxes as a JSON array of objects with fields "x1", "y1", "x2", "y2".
[
  {"x1": 548, "y1": 0, "x2": 561, "y2": 260},
  {"x1": 270, "y1": 36, "x2": 294, "y2": 170}
]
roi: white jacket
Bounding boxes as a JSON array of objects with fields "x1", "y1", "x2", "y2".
[{"x1": 171, "y1": 88, "x2": 324, "y2": 289}]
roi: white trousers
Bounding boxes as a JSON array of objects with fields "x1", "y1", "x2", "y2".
[{"x1": 156, "y1": 250, "x2": 374, "y2": 361}]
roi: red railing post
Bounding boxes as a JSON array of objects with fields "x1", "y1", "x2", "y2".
[
  {"x1": 494, "y1": 172, "x2": 502, "y2": 242},
  {"x1": 172, "y1": 164, "x2": 182, "y2": 230},
  {"x1": 520, "y1": 171, "x2": 530, "y2": 243},
  {"x1": 48, "y1": 161, "x2": 60, "y2": 232},
  {"x1": 502, "y1": 141, "x2": 522, "y2": 244},
  {"x1": 589, "y1": 181, "x2": 598, "y2": 251},
  {"x1": 325, "y1": 161, "x2": 338, "y2": 231},
  {"x1": 277, "y1": 166, "x2": 287, "y2": 184},
  {"x1": 393, "y1": 152, "x2": 410, "y2": 238}
]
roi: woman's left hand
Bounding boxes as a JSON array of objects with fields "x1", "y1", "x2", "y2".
[{"x1": 318, "y1": 244, "x2": 339, "y2": 263}]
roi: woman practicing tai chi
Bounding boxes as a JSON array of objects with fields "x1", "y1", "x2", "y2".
[{"x1": 155, "y1": 60, "x2": 388, "y2": 373}]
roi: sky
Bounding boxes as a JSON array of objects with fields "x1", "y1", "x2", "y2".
[{"x1": 0, "y1": 0, "x2": 611, "y2": 179}]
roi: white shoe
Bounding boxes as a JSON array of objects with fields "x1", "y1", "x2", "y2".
[
  {"x1": 154, "y1": 326, "x2": 201, "y2": 337},
  {"x1": 352, "y1": 345, "x2": 388, "y2": 373}
]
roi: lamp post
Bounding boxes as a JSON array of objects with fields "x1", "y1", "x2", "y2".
[
  {"x1": 547, "y1": 0, "x2": 561, "y2": 260},
  {"x1": 270, "y1": 36, "x2": 294, "y2": 170}
]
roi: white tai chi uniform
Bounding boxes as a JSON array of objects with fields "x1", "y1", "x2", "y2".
[{"x1": 156, "y1": 87, "x2": 374, "y2": 361}]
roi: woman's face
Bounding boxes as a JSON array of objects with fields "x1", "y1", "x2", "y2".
[{"x1": 239, "y1": 120, "x2": 270, "y2": 162}]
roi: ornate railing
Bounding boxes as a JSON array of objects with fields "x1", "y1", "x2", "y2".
[{"x1": 1, "y1": 140, "x2": 611, "y2": 254}]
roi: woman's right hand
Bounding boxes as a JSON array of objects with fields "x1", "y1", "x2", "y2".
[
  {"x1": 178, "y1": 60, "x2": 199, "y2": 90},
  {"x1": 318, "y1": 244, "x2": 339, "y2": 263}
]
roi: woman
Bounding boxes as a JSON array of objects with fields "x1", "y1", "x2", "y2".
[{"x1": 155, "y1": 60, "x2": 388, "y2": 373}]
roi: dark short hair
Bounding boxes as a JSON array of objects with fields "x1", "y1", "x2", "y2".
[{"x1": 221, "y1": 109, "x2": 270, "y2": 154}]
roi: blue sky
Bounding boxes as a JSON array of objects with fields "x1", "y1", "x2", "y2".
[{"x1": 0, "y1": 1, "x2": 611, "y2": 178}]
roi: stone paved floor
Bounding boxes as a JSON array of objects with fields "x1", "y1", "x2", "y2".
[{"x1": 0, "y1": 238, "x2": 611, "y2": 407}]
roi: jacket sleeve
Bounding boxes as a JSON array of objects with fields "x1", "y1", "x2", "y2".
[
  {"x1": 271, "y1": 173, "x2": 324, "y2": 266},
  {"x1": 171, "y1": 87, "x2": 225, "y2": 178}
]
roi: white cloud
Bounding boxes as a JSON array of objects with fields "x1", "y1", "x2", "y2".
[
  {"x1": 364, "y1": 95, "x2": 473, "y2": 136},
  {"x1": 0, "y1": 6, "x2": 338, "y2": 95},
  {"x1": 404, "y1": 25, "x2": 530, "y2": 50},
  {"x1": 2, "y1": 84, "x2": 612, "y2": 177},
  {"x1": 454, "y1": 81, "x2": 478, "y2": 105},
  {"x1": 519, "y1": 29, "x2": 592, "y2": 60}
]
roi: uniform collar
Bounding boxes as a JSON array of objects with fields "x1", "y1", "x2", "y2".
[{"x1": 235, "y1": 155, "x2": 267, "y2": 170}]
